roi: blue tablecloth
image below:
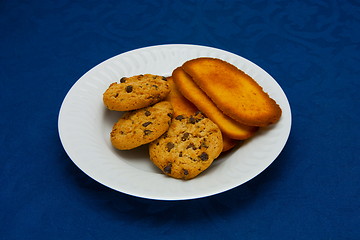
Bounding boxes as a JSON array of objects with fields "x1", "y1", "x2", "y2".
[{"x1": 1, "y1": 0, "x2": 359, "y2": 239}]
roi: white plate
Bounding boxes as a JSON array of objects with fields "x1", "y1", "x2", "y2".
[{"x1": 58, "y1": 44, "x2": 291, "y2": 201}]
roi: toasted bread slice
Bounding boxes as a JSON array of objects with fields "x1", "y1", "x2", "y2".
[
  {"x1": 172, "y1": 67, "x2": 258, "y2": 140},
  {"x1": 182, "y1": 58, "x2": 282, "y2": 127},
  {"x1": 165, "y1": 76, "x2": 198, "y2": 117},
  {"x1": 221, "y1": 133, "x2": 240, "y2": 152}
]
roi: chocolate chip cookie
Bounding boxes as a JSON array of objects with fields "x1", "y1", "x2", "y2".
[
  {"x1": 149, "y1": 113, "x2": 223, "y2": 180},
  {"x1": 110, "y1": 101, "x2": 173, "y2": 150},
  {"x1": 103, "y1": 74, "x2": 170, "y2": 111}
]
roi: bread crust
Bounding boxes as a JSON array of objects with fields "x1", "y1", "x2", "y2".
[
  {"x1": 164, "y1": 76, "x2": 198, "y2": 117},
  {"x1": 182, "y1": 58, "x2": 282, "y2": 127},
  {"x1": 221, "y1": 133, "x2": 240, "y2": 152}
]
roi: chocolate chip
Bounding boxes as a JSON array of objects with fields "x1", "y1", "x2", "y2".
[
  {"x1": 152, "y1": 85, "x2": 158, "y2": 89},
  {"x1": 126, "y1": 85, "x2": 133, "y2": 93},
  {"x1": 199, "y1": 152, "x2": 209, "y2": 161},
  {"x1": 163, "y1": 163, "x2": 172, "y2": 174},
  {"x1": 167, "y1": 113, "x2": 173, "y2": 118},
  {"x1": 144, "y1": 130, "x2": 153, "y2": 135},
  {"x1": 142, "y1": 122, "x2": 152, "y2": 127},
  {"x1": 120, "y1": 77, "x2": 127, "y2": 83},
  {"x1": 145, "y1": 111, "x2": 151, "y2": 116},
  {"x1": 186, "y1": 143, "x2": 196, "y2": 150},
  {"x1": 189, "y1": 117, "x2": 196, "y2": 124},
  {"x1": 181, "y1": 132, "x2": 190, "y2": 141},
  {"x1": 183, "y1": 169, "x2": 189, "y2": 175},
  {"x1": 114, "y1": 93, "x2": 119, "y2": 98},
  {"x1": 166, "y1": 142, "x2": 175, "y2": 152},
  {"x1": 175, "y1": 115, "x2": 185, "y2": 120},
  {"x1": 179, "y1": 151, "x2": 183, "y2": 157},
  {"x1": 162, "y1": 76, "x2": 167, "y2": 81},
  {"x1": 200, "y1": 139, "x2": 209, "y2": 148}
]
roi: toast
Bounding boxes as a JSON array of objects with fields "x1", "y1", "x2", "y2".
[
  {"x1": 172, "y1": 67, "x2": 258, "y2": 140},
  {"x1": 182, "y1": 58, "x2": 282, "y2": 127}
]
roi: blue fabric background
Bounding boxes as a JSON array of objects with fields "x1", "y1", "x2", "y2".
[{"x1": 0, "y1": 0, "x2": 359, "y2": 239}]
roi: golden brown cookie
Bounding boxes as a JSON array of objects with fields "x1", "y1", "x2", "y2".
[
  {"x1": 149, "y1": 113, "x2": 223, "y2": 180},
  {"x1": 172, "y1": 67, "x2": 258, "y2": 140},
  {"x1": 103, "y1": 74, "x2": 170, "y2": 111},
  {"x1": 110, "y1": 101, "x2": 173, "y2": 150},
  {"x1": 182, "y1": 58, "x2": 282, "y2": 127}
]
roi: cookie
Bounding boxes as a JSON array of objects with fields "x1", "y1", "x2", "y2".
[
  {"x1": 172, "y1": 67, "x2": 258, "y2": 140},
  {"x1": 110, "y1": 101, "x2": 173, "y2": 150},
  {"x1": 149, "y1": 113, "x2": 223, "y2": 180},
  {"x1": 182, "y1": 58, "x2": 282, "y2": 127},
  {"x1": 103, "y1": 74, "x2": 170, "y2": 111}
]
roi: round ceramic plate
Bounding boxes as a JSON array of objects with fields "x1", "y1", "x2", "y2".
[{"x1": 58, "y1": 44, "x2": 291, "y2": 200}]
